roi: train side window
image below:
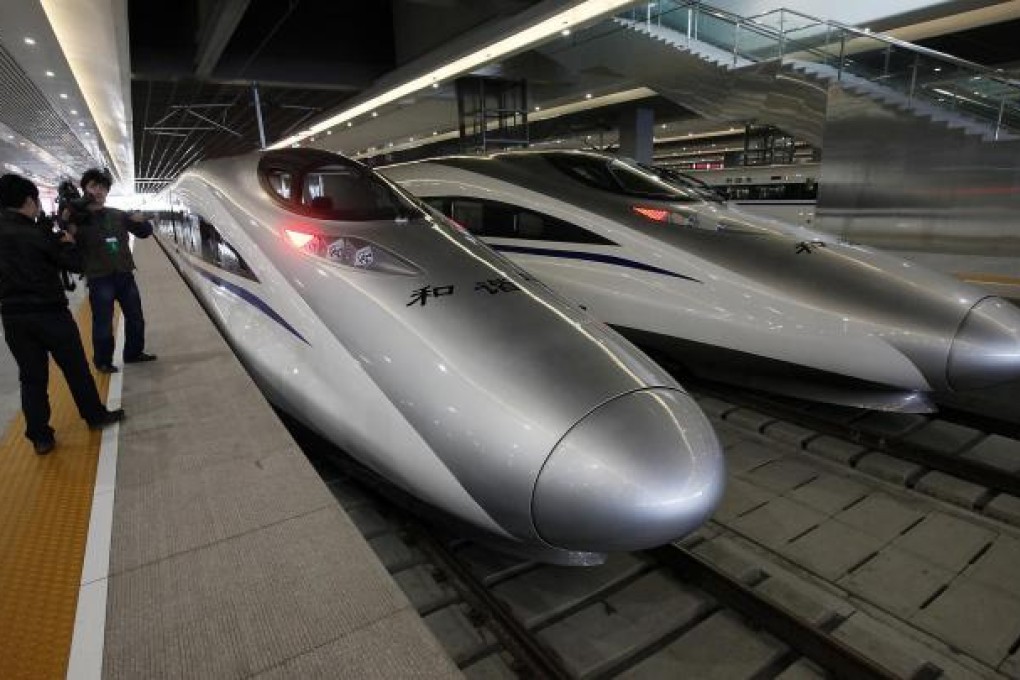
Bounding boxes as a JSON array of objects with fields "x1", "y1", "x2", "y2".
[
  {"x1": 216, "y1": 239, "x2": 257, "y2": 281},
  {"x1": 199, "y1": 218, "x2": 219, "y2": 262},
  {"x1": 192, "y1": 214, "x2": 259, "y2": 282},
  {"x1": 185, "y1": 214, "x2": 201, "y2": 254}
]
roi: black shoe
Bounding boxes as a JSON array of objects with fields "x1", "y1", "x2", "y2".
[
  {"x1": 88, "y1": 408, "x2": 125, "y2": 430},
  {"x1": 33, "y1": 439, "x2": 55, "y2": 455},
  {"x1": 124, "y1": 353, "x2": 157, "y2": 364},
  {"x1": 96, "y1": 364, "x2": 120, "y2": 374}
]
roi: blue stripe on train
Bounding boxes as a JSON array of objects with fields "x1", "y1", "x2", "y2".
[
  {"x1": 489, "y1": 244, "x2": 701, "y2": 283},
  {"x1": 186, "y1": 260, "x2": 311, "y2": 345}
]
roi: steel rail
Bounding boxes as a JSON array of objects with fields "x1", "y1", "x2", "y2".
[
  {"x1": 645, "y1": 545, "x2": 898, "y2": 680},
  {"x1": 405, "y1": 527, "x2": 574, "y2": 679},
  {"x1": 687, "y1": 377, "x2": 1020, "y2": 500}
]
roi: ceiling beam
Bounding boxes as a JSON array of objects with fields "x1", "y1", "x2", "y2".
[
  {"x1": 132, "y1": 73, "x2": 367, "y2": 93},
  {"x1": 195, "y1": 0, "x2": 251, "y2": 78}
]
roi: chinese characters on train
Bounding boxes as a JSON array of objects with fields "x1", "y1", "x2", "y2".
[{"x1": 407, "y1": 277, "x2": 520, "y2": 307}]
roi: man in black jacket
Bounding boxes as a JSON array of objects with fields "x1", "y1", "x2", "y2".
[
  {"x1": 0, "y1": 174, "x2": 124, "y2": 454},
  {"x1": 73, "y1": 168, "x2": 156, "y2": 374}
]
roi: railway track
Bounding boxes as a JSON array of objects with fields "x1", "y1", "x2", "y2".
[
  {"x1": 314, "y1": 457, "x2": 989, "y2": 678},
  {"x1": 290, "y1": 389, "x2": 1020, "y2": 678},
  {"x1": 686, "y1": 378, "x2": 1020, "y2": 530}
]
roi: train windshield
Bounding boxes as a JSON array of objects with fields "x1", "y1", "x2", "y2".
[
  {"x1": 640, "y1": 165, "x2": 727, "y2": 203},
  {"x1": 544, "y1": 153, "x2": 702, "y2": 203},
  {"x1": 260, "y1": 151, "x2": 422, "y2": 221}
]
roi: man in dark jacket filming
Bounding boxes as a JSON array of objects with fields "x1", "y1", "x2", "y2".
[
  {"x1": 0, "y1": 174, "x2": 124, "y2": 454},
  {"x1": 72, "y1": 168, "x2": 156, "y2": 373}
]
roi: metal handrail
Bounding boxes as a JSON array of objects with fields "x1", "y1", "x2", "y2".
[
  {"x1": 623, "y1": 1, "x2": 825, "y2": 65},
  {"x1": 623, "y1": 1, "x2": 785, "y2": 48},
  {"x1": 621, "y1": 0, "x2": 1020, "y2": 139},
  {"x1": 744, "y1": 5, "x2": 1020, "y2": 87}
]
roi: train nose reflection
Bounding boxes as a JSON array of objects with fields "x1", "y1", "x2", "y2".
[
  {"x1": 947, "y1": 297, "x2": 1020, "y2": 391},
  {"x1": 531, "y1": 389, "x2": 725, "y2": 553}
]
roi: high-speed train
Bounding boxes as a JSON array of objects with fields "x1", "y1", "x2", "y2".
[
  {"x1": 157, "y1": 148, "x2": 724, "y2": 565},
  {"x1": 380, "y1": 151, "x2": 1020, "y2": 412}
]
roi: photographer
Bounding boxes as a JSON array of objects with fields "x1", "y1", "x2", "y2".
[
  {"x1": 0, "y1": 174, "x2": 124, "y2": 454},
  {"x1": 68, "y1": 168, "x2": 156, "y2": 374}
]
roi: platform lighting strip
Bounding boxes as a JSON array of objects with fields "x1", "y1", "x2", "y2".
[
  {"x1": 40, "y1": 0, "x2": 132, "y2": 185},
  {"x1": 270, "y1": 0, "x2": 639, "y2": 149}
]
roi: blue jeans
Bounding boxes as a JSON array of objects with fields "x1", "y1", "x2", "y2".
[{"x1": 88, "y1": 271, "x2": 146, "y2": 367}]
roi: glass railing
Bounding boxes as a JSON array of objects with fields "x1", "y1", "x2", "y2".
[{"x1": 619, "y1": 1, "x2": 1020, "y2": 140}]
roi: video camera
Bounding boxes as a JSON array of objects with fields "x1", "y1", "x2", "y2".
[
  {"x1": 34, "y1": 207, "x2": 78, "y2": 293},
  {"x1": 57, "y1": 179, "x2": 93, "y2": 227}
]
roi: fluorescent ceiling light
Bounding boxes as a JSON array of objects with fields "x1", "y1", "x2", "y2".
[
  {"x1": 270, "y1": 0, "x2": 636, "y2": 149},
  {"x1": 24, "y1": 37, "x2": 36, "y2": 45}
]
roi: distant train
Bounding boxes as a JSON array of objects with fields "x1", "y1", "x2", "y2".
[
  {"x1": 684, "y1": 163, "x2": 818, "y2": 226},
  {"x1": 380, "y1": 151, "x2": 1020, "y2": 412},
  {"x1": 157, "y1": 148, "x2": 725, "y2": 565}
]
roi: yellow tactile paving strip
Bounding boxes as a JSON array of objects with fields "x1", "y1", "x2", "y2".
[{"x1": 0, "y1": 302, "x2": 113, "y2": 680}]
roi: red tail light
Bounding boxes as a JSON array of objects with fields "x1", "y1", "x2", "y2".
[
  {"x1": 632, "y1": 206, "x2": 699, "y2": 229},
  {"x1": 632, "y1": 206, "x2": 669, "y2": 222}
]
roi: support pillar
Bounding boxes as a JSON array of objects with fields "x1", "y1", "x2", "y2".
[{"x1": 618, "y1": 108, "x2": 654, "y2": 164}]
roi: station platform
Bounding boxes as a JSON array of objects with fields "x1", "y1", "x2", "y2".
[{"x1": 0, "y1": 240, "x2": 460, "y2": 679}]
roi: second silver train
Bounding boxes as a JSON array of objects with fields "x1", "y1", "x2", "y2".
[{"x1": 381, "y1": 151, "x2": 1020, "y2": 412}]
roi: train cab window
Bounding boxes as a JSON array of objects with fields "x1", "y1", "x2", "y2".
[
  {"x1": 519, "y1": 210, "x2": 616, "y2": 245},
  {"x1": 259, "y1": 150, "x2": 423, "y2": 222},
  {"x1": 266, "y1": 170, "x2": 292, "y2": 200},
  {"x1": 550, "y1": 154, "x2": 618, "y2": 193},
  {"x1": 545, "y1": 153, "x2": 696, "y2": 202},
  {"x1": 482, "y1": 202, "x2": 517, "y2": 238},
  {"x1": 517, "y1": 212, "x2": 544, "y2": 238},
  {"x1": 422, "y1": 197, "x2": 448, "y2": 213},
  {"x1": 442, "y1": 197, "x2": 615, "y2": 245},
  {"x1": 450, "y1": 200, "x2": 484, "y2": 233},
  {"x1": 300, "y1": 164, "x2": 420, "y2": 221}
]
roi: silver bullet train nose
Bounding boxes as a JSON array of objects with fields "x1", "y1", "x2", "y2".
[
  {"x1": 532, "y1": 388, "x2": 725, "y2": 553},
  {"x1": 947, "y1": 297, "x2": 1020, "y2": 391}
]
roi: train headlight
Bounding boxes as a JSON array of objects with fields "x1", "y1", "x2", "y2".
[
  {"x1": 285, "y1": 230, "x2": 315, "y2": 248},
  {"x1": 284, "y1": 230, "x2": 419, "y2": 275}
]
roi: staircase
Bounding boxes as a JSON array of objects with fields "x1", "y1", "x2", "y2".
[
  {"x1": 544, "y1": 2, "x2": 1020, "y2": 146},
  {"x1": 541, "y1": 2, "x2": 1020, "y2": 254}
]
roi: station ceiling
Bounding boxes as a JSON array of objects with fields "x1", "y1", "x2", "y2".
[
  {"x1": 128, "y1": 0, "x2": 548, "y2": 193},
  {"x1": 5, "y1": 0, "x2": 1020, "y2": 197}
]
